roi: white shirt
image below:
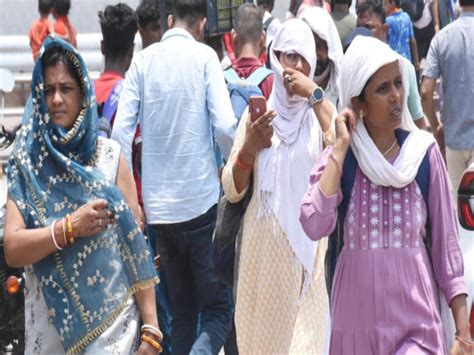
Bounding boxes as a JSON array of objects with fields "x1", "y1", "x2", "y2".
[
  {"x1": 263, "y1": 11, "x2": 282, "y2": 51},
  {"x1": 414, "y1": 0, "x2": 433, "y2": 28},
  {"x1": 111, "y1": 28, "x2": 237, "y2": 224}
]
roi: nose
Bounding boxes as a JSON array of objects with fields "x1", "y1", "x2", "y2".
[
  {"x1": 294, "y1": 57, "x2": 304, "y2": 72},
  {"x1": 52, "y1": 89, "x2": 63, "y2": 106}
]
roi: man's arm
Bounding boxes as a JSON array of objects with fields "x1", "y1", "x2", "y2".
[
  {"x1": 431, "y1": 0, "x2": 440, "y2": 32},
  {"x1": 111, "y1": 55, "x2": 143, "y2": 171},
  {"x1": 410, "y1": 36, "x2": 420, "y2": 71},
  {"x1": 205, "y1": 51, "x2": 237, "y2": 160},
  {"x1": 421, "y1": 76, "x2": 444, "y2": 152}
]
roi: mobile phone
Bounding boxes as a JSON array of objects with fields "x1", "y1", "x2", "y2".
[{"x1": 249, "y1": 96, "x2": 267, "y2": 122}]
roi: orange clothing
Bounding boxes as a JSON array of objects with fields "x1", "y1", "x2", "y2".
[
  {"x1": 54, "y1": 15, "x2": 77, "y2": 48},
  {"x1": 29, "y1": 18, "x2": 54, "y2": 61}
]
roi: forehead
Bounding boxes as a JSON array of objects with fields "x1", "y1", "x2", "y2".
[
  {"x1": 44, "y1": 62, "x2": 76, "y2": 84},
  {"x1": 358, "y1": 10, "x2": 381, "y2": 25},
  {"x1": 368, "y1": 61, "x2": 401, "y2": 84}
]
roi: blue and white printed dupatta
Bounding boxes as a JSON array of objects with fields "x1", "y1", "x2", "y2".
[{"x1": 7, "y1": 37, "x2": 157, "y2": 354}]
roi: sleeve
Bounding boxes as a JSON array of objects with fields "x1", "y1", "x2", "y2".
[
  {"x1": 299, "y1": 146, "x2": 343, "y2": 240},
  {"x1": 405, "y1": 60, "x2": 425, "y2": 120},
  {"x1": 427, "y1": 144, "x2": 467, "y2": 304},
  {"x1": 423, "y1": 35, "x2": 441, "y2": 79},
  {"x1": 111, "y1": 54, "x2": 143, "y2": 172},
  {"x1": 205, "y1": 50, "x2": 238, "y2": 160},
  {"x1": 221, "y1": 109, "x2": 250, "y2": 204}
]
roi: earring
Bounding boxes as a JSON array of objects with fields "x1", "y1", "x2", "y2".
[{"x1": 359, "y1": 110, "x2": 365, "y2": 119}]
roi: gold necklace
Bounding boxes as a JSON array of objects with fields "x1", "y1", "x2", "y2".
[{"x1": 382, "y1": 139, "x2": 398, "y2": 157}]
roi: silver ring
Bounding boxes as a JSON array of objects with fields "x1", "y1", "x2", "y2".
[{"x1": 284, "y1": 74, "x2": 292, "y2": 82}]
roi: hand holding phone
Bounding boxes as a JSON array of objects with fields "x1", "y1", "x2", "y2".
[{"x1": 249, "y1": 96, "x2": 267, "y2": 122}]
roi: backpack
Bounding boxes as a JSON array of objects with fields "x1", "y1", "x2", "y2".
[
  {"x1": 213, "y1": 66, "x2": 273, "y2": 168},
  {"x1": 98, "y1": 79, "x2": 123, "y2": 138},
  {"x1": 324, "y1": 129, "x2": 432, "y2": 299},
  {"x1": 400, "y1": 0, "x2": 425, "y2": 22}
]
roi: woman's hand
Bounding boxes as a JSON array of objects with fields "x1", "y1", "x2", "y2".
[
  {"x1": 283, "y1": 67, "x2": 316, "y2": 98},
  {"x1": 334, "y1": 108, "x2": 357, "y2": 151},
  {"x1": 450, "y1": 335, "x2": 474, "y2": 355},
  {"x1": 70, "y1": 199, "x2": 114, "y2": 238},
  {"x1": 242, "y1": 109, "x2": 276, "y2": 157},
  {"x1": 137, "y1": 340, "x2": 161, "y2": 354}
]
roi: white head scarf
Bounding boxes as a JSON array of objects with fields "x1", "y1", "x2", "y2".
[
  {"x1": 299, "y1": 7, "x2": 343, "y2": 94},
  {"x1": 339, "y1": 36, "x2": 435, "y2": 187},
  {"x1": 258, "y1": 19, "x2": 322, "y2": 292}
]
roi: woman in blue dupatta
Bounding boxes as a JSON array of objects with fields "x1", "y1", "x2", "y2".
[{"x1": 4, "y1": 37, "x2": 162, "y2": 354}]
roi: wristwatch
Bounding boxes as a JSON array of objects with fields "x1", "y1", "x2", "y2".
[{"x1": 308, "y1": 86, "x2": 325, "y2": 106}]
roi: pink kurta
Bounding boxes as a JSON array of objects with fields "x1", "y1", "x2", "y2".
[{"x1": 300, "y1": 145, "x2": 466, "y2": 354}]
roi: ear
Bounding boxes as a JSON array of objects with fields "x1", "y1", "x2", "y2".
[
  {"x1": 198, "y1": 17, "x2": 207, "y2": 39},
  {"x1": 167, "y1": 14, "x2": 174, "y2": 29},
  {"x1": 230, "y1": 28, "x2": 238, "y2": 49},
  {"x1": 351, "y1": 96, "x2": 366, "y2": 116},
  {"x1": 100, "y1": 40, "x2": 106, "y2": 56},
  {"x1": 382, "y1": 23, "x2": 388, "y2": 37},
  {"x1": 259, "y1": 30, "x2": 266, "y2": 53}
]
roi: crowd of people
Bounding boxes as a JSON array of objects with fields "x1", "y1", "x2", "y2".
[{"x1": 2, "y1": 0, "x2": 473, "y2": 353}]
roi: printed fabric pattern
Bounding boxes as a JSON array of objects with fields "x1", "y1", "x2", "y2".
[{"x1": 6, "y1": 37, "x2": 157, "y2": 354}]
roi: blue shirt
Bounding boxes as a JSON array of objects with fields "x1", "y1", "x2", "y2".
[
  {"x1": 423, "y1": 12, "x2": 474, "y2": 150},
  {"x1": 111, "y1": 28, "x2": 237, "y2": 224},
  {"x1": 386, "y1": 10, "x2": 415, "y2": 61}
]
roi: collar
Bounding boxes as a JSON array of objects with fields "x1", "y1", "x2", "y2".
[
  {"x1": 161, "y1": 27, "x2": 195, "y2": 42},
  {"x1": 460, "y1": 11, "x2": 474, "y2": 17}
]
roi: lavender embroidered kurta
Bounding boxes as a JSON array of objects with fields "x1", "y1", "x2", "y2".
[{"x1": 300, "y1": 145, "x2": 466, "y2": 354}]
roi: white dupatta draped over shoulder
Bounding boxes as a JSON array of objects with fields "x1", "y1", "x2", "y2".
[
  {"x1": 338, "y1": 36, "x2": 435, "y2": 188},
  {"x1": 258, "y1": 19, "x2": 323, "y2": 293}
]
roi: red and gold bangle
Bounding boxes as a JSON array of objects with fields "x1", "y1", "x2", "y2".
[
  {"x1": 236, "y1": 151, "x2": 253, "y2": 171},
  {"x1": 65, "y1": 214, "x2": 75, "y2": 245},
  {"x1": 141, "y1": 334, "x2": 162, "y2": 352}
]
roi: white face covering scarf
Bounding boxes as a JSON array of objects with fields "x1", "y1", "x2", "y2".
[
  {"x1": 258, "y1": 19, "x2": 322, "y2": 295},
  {"x1": 299, "y1": 7, "x2": 343, "y2": 94},
  {"x1": 338, "y1": 36, "x2": 435, "y2": 188}
]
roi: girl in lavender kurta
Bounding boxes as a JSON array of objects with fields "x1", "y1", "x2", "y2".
[{"x1": 299, "y1": 36, "x2": 470, "y2": 354}]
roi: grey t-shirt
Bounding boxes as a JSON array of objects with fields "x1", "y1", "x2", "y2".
[
  {"x1": 423, "y1": 12, "x2": 474, "y2": 150},
  {"x1": 331, "y1": 11, "x2": 357, "y2": 44}
]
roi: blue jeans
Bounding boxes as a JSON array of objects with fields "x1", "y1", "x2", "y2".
[
  {"x1": 153, "y1": 205, "x2": 232, "y2": 355},
  {"x1": 146, "y1": 225, "x2": 173, "y2": 354}
]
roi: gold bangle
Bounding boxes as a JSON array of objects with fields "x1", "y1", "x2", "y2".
[
  {"x1": 66, "y1": 214, "x2": 75, "y2": 245},
  {"x1": 455, "y1": 335, "x2": 474, "y2": 349},
  {"x1": 141, "y1": 334, "x2": 162, "y2": 352}
]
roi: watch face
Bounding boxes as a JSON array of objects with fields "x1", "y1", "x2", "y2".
[{"x1": 314, "y1": 87, "x2": 324, "y2": 101}]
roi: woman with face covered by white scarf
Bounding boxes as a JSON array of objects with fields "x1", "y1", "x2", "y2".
[
  {"x1": 221, "y1": 19, "x2": 335, "y2": 353},
  {"x1": 300, "y1": 36, "x2": 471, "y2": 354}
]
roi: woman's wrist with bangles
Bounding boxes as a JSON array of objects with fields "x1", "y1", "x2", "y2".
[
  {"x1": 51, "y1": 216, "x2": 76, "y2": 250},
  {"x1": 236, "y1": 148, "x2": 256, "y2": 172},
  {"x1": 140, "y1": 323, "x2": 163, "y2": 352}
]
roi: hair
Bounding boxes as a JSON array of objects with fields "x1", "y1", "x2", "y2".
[
  {"x1": 256, "y1": 0, "x2": 275, "y2": 7},
  {"x1": 172, "y1": 0, "x2": 207, "y2": 22},
  {"x1": 52, "y1": 0, "x2": 71, "y2": 16},
  {"x1": 459, "y1": 0, "x2": 474, "y2": 6},
  {"x1": 99, "y1": 3, "x2": 138, "y2": 57},
  {"x1": 136, "y1": 0, "x2": 161, "y2": 29},
  {"x1": 41, "y1": 45, "x2": 82, "y2": 90},
  {"x1": 39, "y1": 0, "x2": 53, "y2": 15},
  {"x1": 333, "y1": 0, "x2": 352, "y2": 6},
  {"x1": 234, "y1": 3, "x2": 263, "y2": 44},
  {"x1": 357, "y1": 1, "x2": 386, "y2": 24}
]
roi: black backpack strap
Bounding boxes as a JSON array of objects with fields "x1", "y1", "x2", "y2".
[{"x1": 325, "y1": 147, "x2": 357, "y2": 298}]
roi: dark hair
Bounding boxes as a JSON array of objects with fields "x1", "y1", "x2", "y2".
[
  {"x1": 357, "y1": 1, "x2": 386, "y2": 24},
  {"x1": 99, "y1": 3, "x2": 138, "y2": 57},
  {"x1": 333, "y1": 0, "x2": 352, "y2": 6},
  {"x1": 39, "y1": 0, "x2": 53, "y2": 15},
  {"x1": 256, "y1": 0, "x2": 275, "y2": 7},
  {"x1": 459, "y1": 0, "x2": 474, "y2": 6},
  {"x1": 172, "y1": 0, "x2": 207, "y2": 21},
  {"x1": 234, "y1": 4, "x2": 263, "y2": 44},
  {"x1": 136, "y1": 0, "x2": 161, "y2": 29},
  {"x1": 41, "y1": 45, "x2": 82, "y2": 90},
  {"x1": 53, "y1": 0, "x2": 71, "y2": 16}
]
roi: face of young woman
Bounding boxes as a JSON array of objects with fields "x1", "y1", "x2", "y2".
[
  {"x1": 357, "y1": 61, "x2": 404, "y2": 132},
  {"x1": 279, "y1": 50, "x2": 311, "y2": 77},
  {"x1": 44, "y1": 61, "x2": 83, "y2": 130}
]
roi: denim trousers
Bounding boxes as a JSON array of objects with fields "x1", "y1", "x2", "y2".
[{"x1": 153, "y1": 205, "x2": 233, "y2": 355}]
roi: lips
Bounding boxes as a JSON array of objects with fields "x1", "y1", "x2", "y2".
[
  {"x1": 51, "y1": 111, "x2": 67, "y2": 118},
  {"x1": 391, "y1": 106, "x2": 402, "y2": 118}
]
